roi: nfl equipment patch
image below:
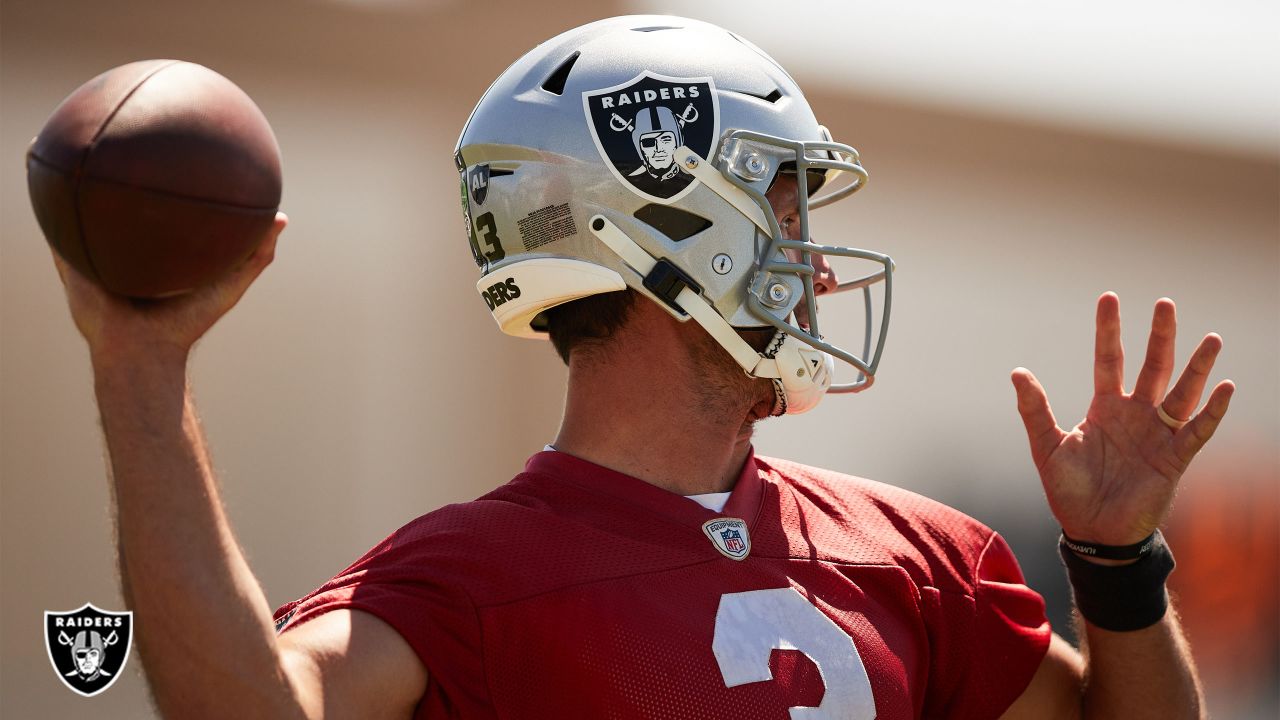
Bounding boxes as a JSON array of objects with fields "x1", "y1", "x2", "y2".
[
  {"x1": 583, "y1": 71, "x2": 719, "y2": 204},
  {"x1": 44, "y1": 603, "x2": 133, "y2": 697},
  {"x1": 702, "y1": 517, "x2": 751, "y2": 560}
]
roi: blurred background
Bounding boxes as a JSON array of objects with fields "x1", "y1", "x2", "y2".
[{"x1": 2, "y1": 0, "x2": 1276, "y2": 716}]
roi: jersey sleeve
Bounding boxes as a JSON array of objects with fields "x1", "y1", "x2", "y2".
[
  {"x1": 271, "y1": 521, "x2": 487, "y2": 716},
  {"x1": 922, "y1": 531, "x2": 1051, "y2": 719}
]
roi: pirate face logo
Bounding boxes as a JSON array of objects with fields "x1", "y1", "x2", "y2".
[
  {"x1": 73, "y1": 632, "x2": 108, "y2": 678},
  {"x1": 45, "y1": 603, "x2": 133, "y2": 697},
  {"x1": 584, "y1": 71, "x2": 720, "y2": 204}
]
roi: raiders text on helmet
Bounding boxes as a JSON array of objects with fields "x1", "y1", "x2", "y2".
[{"x1": 454, "y1": 15, "x2": 893, "y2": 413}]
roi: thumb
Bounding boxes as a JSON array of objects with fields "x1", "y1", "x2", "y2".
[{"x1": 1011, "y1": 367, "x2": 1065, "y2": 470}]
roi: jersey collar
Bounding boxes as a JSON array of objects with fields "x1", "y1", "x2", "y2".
[{"x1": 522, "y1": 448, "x2": 766, "y2": 531}]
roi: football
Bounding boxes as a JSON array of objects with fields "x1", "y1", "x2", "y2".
[{"x1": 26, "y1": 59, "x2": 282, "y2": 298}]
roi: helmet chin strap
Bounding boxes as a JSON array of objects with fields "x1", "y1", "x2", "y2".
[{"x1": 589, "y1": 215, "x2": 834, "y2": 415}]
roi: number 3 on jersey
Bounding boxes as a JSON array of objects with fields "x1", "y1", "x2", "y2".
[{"x1": 713, "y1": 588, "x2": 877, "y2": 719}]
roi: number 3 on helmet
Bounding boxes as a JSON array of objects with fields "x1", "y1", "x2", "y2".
[{"x1": 454, "y1": 15, "x2": 894, "y2": 414}]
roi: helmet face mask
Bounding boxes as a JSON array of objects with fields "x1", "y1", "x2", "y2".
[
  {"x1": 456, "y1": 15, "x2": 893, "y2": 411},
  {"x1": 714, "y1": 129, "x2": 894, "y2": 392}
]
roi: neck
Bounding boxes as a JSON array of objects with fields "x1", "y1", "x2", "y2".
[
  {"x1": 551, "y1": 311, "x2": 774, "y2": 495},
  {"x1": 554, "y1": 363, "x2": 756, "y2": 495},
  {"x1": 552, "y1": 299, "x2": 777, "y2": 495}
]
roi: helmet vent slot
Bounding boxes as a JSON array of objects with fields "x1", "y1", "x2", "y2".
[
  {"x1": 632, "y1": 25, "x2": 681, "y2": 32},
  {"x1": 633, "y1": 205, "x2": 713, "y2": 242},
  {"x1": 541, "y1": 52, "x2": 580, "y2": 96},
  {"x1": 730, "y1": 88, "x2": 783, "y2": 104}
]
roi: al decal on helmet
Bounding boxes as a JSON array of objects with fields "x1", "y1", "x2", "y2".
[{"x1": 583, "y1": 72, "x2": 719, "y2": 204}]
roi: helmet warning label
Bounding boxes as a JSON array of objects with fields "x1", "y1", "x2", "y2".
[
  {"x1": 518, "y1": 202, "x2": 576, "y2": 251},
  {"x1": 583, "y1": 71, "x2": 719, "y2": 204}
]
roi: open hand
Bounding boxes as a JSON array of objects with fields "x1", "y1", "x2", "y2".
[
  {"x1": 1011, "y1": 292, "x2": 1234, "y2": 546},
  {"x1": 52, "y1": 213, "x2": 287, "y2": 364}
]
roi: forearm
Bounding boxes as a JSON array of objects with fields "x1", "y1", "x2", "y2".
[
  {"x1": 94, "y1": 352, "x2": 301, "y2": 719},
  {"x1": 1079, "y1": 606, "x2": 1203, "y2": 719}
]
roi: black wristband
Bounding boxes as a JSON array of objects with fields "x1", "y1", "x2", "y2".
[
  {"x1": 1059, "y1": 529, "x2": 1175, "y2": 632},
  {"x1": 1060, "y1": 529, "x2": 1157, "y2": 561}
]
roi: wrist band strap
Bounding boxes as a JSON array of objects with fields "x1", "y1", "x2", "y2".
[
  {"x1": 1059, "y1": 529, "x2": 1175, "y2": 632},
  {"x1": 1060, "y1": 529, "x2": 1157, "y2": 560}
]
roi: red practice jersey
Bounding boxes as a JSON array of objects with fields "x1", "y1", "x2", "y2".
[{"x1": 274, "y1": 451, "x2": 1050, "y2": 719}]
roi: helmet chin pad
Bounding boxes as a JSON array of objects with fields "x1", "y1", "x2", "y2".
[{"x1": 763, "y1": 331, "x2": 835, "y2": 415}]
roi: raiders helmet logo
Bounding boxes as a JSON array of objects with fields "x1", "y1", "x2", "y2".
[
  {"x1": 44, "y1": 603, "x2": 133, "y2": 697},
  {"x1": 583, "y1": 72, "x2": 720, "y2": 204}
]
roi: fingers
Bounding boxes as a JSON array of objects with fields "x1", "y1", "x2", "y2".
[
  {"x1": 1094, "y1": 292, "x2": 1125, "y2": 396},
  {"x1": 244, "y1": 212, "x2": 286, "y2": 276},
  {"x1": 1011, "y1": 368, "x2": 1066, "y2": 470},
  {"x1": 1173, "y1": 379, "x2": 1234, "y2": 464},
  {"x1": 206, "y1": 217, "x2": 286, "y2": 316},
  {"x1": 232, "y1": 224, "x2": 282, "y2": 288},
  {"x1": 49, "y1": 248, "x2": 71, "y2": 287},
  {"x1": 1162, "y1": 332, "x2": 1223, "y2": 421},
  {"x1": 1132, "y1": 298, "x2": 1176, "y2": 403},
  {"x1": 49, "y1": 246, "x2": 114, "y2": 310},
  {"x1": 48, "y1": 248, "x2": 97, "y2": 296}
]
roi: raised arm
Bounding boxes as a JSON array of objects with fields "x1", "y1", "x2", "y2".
[
  {"x1": 52, "y1": 219, "x2": 426, "y2": 719},
  {"x1": 1004, "y1": 292, "x2": 1232, "y2": 720}
]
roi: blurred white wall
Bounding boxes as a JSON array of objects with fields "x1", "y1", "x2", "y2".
[
  {"x1": 633, "y1": 0, "x2": 1280, "y2": 156},
  {"x1": 2, "y1": 1, "x2": 1276, "y2": 717}
]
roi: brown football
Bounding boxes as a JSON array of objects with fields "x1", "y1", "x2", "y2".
[{"x1": 27, "y1": 60, "x2": 282, "y2": 298}]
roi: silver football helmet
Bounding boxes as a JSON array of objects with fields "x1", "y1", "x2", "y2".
[{"x1": 455, "y1": 15, "x2": 893, "y2": 414}]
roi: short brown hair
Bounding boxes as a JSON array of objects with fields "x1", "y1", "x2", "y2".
[{"x1": 544, "y1": 288, "x2": 639, "y2": 364}]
